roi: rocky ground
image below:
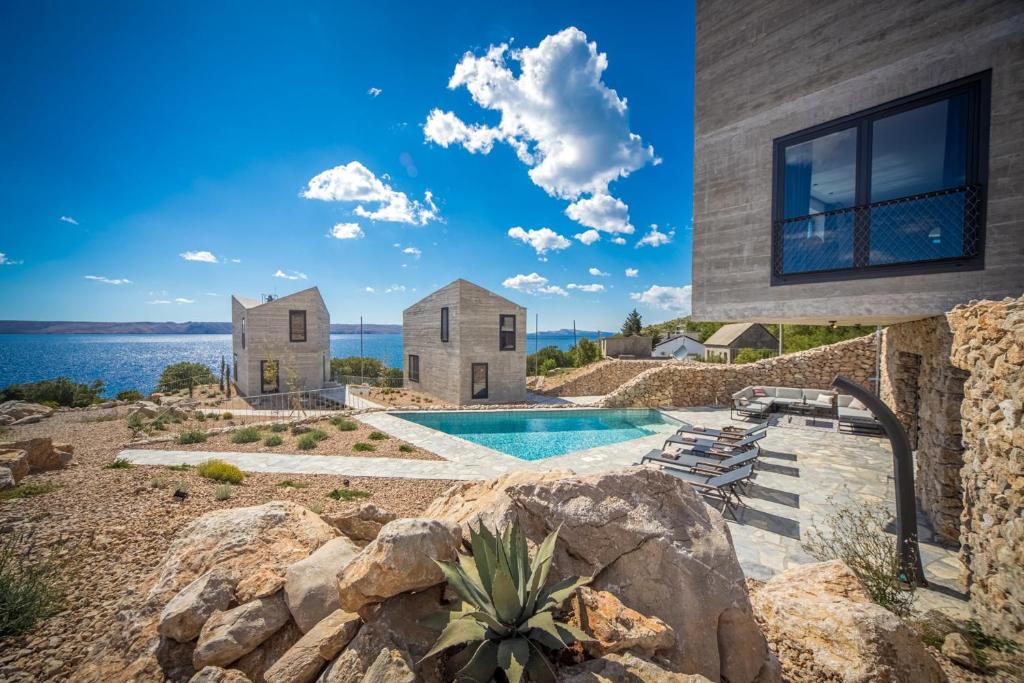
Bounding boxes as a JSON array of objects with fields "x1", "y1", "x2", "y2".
[
  {"x1": 355, "y1": 386, "x2": 450, "y2": 408},
  {"x1": 0, "y1": 412, "x2": 454, "y2": 682}
]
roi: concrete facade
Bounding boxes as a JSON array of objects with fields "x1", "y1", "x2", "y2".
[
  {"x1": 692, "y1": 0, "x2": 1024, "y2": 325},
  {"x1": 231, "y1": 287, "x2": 330, "y2": 397},
  {"x1": 402, "y1": 280, "x2": 527, "y2": 404},
  {"x1": 600, "y1": 335, "x2": 653, "y2": 359}
]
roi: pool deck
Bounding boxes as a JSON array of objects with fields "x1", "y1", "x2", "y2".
[{"x1": 119, "y1": 405, "x2": 967, "y2": 615}]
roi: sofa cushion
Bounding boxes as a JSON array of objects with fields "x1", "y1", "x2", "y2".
[
  {"x1": 776, "y1": 387, "x2": 802, "y2": 399},
  {"x1": 836, "y1": 395, "x2": 854, "y2": 407},
  {"x1": 839, "y1": 407, "x2": 876, "y2": 422},
  {"x1": 751, "y1": 386, "x2": 767, "y2": 398},
  {"x1": 772, "y1": 397, "x2": 800, "y2": 406},
  {"x1": 849, "y1": 397, "x2": 867, "y2": 410}
]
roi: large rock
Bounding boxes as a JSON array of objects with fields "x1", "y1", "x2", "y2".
[
  {"x1": 425, "y1": 467, "x2": 772, "y2": 683},
  {"x1": 189, "y1": 666, "x2": 252, "y2": 682},
  {"x1": 570, "y1": 586, "x2": 675, "y2": 658},
  {"x1": 159, "y1": 569, "x2": 239, "y2": 643},
  {"x1": 559, "y1": 652, "x2": 714, "y2": 682},
  {"x1": 193, "y1": 593, "x2": 292, "y2": 669},
  {"x1": 750, "y1": 560, "x2": 947, "y2": 682},
  {"x1": 284, "y1": 536, "x2": 360, "y2": 632},
  {"x1": 263, "y1": 610, "x2": 361, "y2": 683},
  {"x1": 323, "y1": 503, "x2": 397, "y2": 543},
  {"x1": 337, "y1": 518, "x2": 460, "y2": 613},
  {"x1": 233, "y1": 619, "x2": 302, "y2": 683},
  {"x1": 362, "y1": 647, "x2": 416, "y2": 683},
  {"x1": 0, "y1": 401, "x2": 54, "y2": 423},
  {"x1": 0, "y1": 449, "x2": 28, "y2": 487}
]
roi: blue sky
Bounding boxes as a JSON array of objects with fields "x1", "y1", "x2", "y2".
[{"x1": 0, "y1": 1, "x2": 695, "y2": 330}]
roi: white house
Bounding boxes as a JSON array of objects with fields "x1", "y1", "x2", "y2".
[{"x1": 652, "y1": 330, "x2": 706, "y2": 360}]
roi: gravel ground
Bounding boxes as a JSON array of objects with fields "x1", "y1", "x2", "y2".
[
  {"x1": 145, "y1": 415, "x2": 444, "y2": 461},
  {"x1": 0, "y1": 412, "x2": 455, "y2": 683}
]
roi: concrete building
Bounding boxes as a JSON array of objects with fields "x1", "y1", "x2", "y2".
[
  {"x1": 653, "y1": 331, "x2": 706, "y2": 360},
  {"x1": 702, "y1": 323, "x2": 777, "y2": 363},
  {"x1": 692, "y1": 0, "x2": 1023, "y2": 325},
  {"x1": 231, "y1": 287, "x2": 330, "y2": 397},
  {"x1": 402, "y1": 280, "x2": 527, "y2": 404},
  {"x1": 600, "y1": 335, "x2": 653, "y2": 359}
]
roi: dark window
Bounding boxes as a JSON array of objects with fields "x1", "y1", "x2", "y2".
[
  {"x1": 241, "y1": 318, "x2": 246, "y2": 349},
  {"x1": 289, "y1": 310, "x2": 307, "y2": 342},
  {"x1": 471, "y1": 363, "x2": 488, "y2": 399},
  {"x1": 233, "y1": 354, "x2": 238, "y2": 382},
  {"x1": 441, "y1": 307, "x2": 449, "y2": 342},
  {"x1": 408, "y1": 354, "x2": 420, "y2": 382},
  {"x1": 772, "y1": 72, "x2": 989, "y2": 284},
  {"x1": 260, "y1": 360, "x2": 279, "y2": 394},
  {"x1": 499, "y1": 314, "x2": 516, "y2": 351}
]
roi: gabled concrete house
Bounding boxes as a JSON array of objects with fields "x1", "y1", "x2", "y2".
[
  {"x1": 231, "y1": 287, "x2": 330, "y2": 397},
  {"x1": 403, "y1": 280, "x2": 526, "y2": 404},
  {"x1": 653, "y1": 330, "x2": 706, "y2": 360},
  {"x1": 702, "y1": 323, "x2": 777, "y2": 363}
]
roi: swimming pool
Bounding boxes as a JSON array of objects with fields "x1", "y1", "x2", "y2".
[{"x1": 393, "y1": 408, "x2": 680, "y2": 461}]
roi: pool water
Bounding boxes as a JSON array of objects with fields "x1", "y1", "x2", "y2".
[{"x1": 393, "y1": 408, "x2": 680, "y2": 461}]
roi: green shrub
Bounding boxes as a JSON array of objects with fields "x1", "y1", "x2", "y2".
[
  {"x1": 0, "y1": 483, "x2": 60, "y2": 501},
  {"x1": 327, "y1": 488, "x2": 371, "y2": 501},
  {"x1": 330, "y1": 416, "x2": 358, "y2": 432},
  {"x1": 156, "y1": 362, "x2": 217, "y2": 393},
  {"x1": 297, "y1": 430, "x2": 328, "y2": 450},
  {"x1": 398, "y1": 444, "x2": 414, "y2": 453},
  {"x1": 126, "y1": 412, "x2": 145, "y2": 434},
  {"x1": 195, "y1": 412, "x2": 207, "y2": 422},
  {"x1": 308, "y1": 502, "x2": 324, "y2": 515},
  {"x1": 115, "y1": 389, "x2": 144, "y2": 402},
  {"x1": 353, "y1": 442, "x2": 375, "y2": 452},
  {"x1": 196, "y1": 459, "x2": 244, "y2": 484},
  {"x1": 733, "y1": 348, "x2": 776, "y2": 364},
  {"x1": 150, "y1": 477, "x2": 167, "y2": 489},
  {"x1": 176, "y1": 430, "x2": 208, "y2": 445},
  {"x1": 368, "y1": 431, "x2": 388, "y2": 441},
  {"x1": 270, "y1": 423, "x2": 288, "y2": 433},
  {"x1": 330, "y1": 357, "x2": 393, "y2": 381},
  {"x1": 803, "y1": 496, "x2": 916, "y2": 616},
  {"x1": 214, "y1": 485, "x2": 233, "y2": 501},
  {"x1": 423, "y1": 521, "x2": 590, "y2": 681},
  {"x1": 104, "y1": 458, "x2": 133, "y2": 470},
  {"x1": 263, "y1": 435, "x2": 283, "y2": 447},
  {"x1": 277, "y1": 479, "x2": 308, "y2": 489},
  {"x1": 0, "y1": 376, "x2": 105, "y2": 408},
  {"x1": 166, "y1": 463, "x2": 193, "y2": 472},
  {"x1": 230, "y1": 427, "x2": 262, "y2": 444},
  {"x1": 0, "y1": 532, "x2": 62, "y2": 637},
  {"x1": 221, "y1": 412, "x2": 233, "y2": 420}
]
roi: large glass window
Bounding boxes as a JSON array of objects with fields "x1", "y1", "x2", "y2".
[
  {"x1": 471, "y1": 363, "x2": 488, "y2": 399},
  {"x1": 499, "y1": 315, "x2": 516, "y2": 350},
  {"x1": 772, "y1": 73, "x2": 987, "y2": 283},
  {"x1": 408, "y1": 354, "x2": 420, "y2": 382},
  {"x1": 260, "y1": 360, "x2": 279, "y2": 394},
  {"x1": 441, "y1": 307, "x2": 449, "y2": 342},
  {"x1": 289, "y1": 310, "x2": 307, "y2": 342}
]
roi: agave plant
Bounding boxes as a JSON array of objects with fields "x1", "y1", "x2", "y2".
[{"x1": 423, "y1": 520, "x2": 591, "y2": 682}]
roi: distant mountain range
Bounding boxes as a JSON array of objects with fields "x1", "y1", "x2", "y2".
[{"x1": 0, "y1": 321, "x2": 603, "y2": 336}]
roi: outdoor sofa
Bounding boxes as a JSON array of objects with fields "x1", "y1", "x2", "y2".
[{"x1": 731, "y1": 385, "x2": 882, "y2": 433}]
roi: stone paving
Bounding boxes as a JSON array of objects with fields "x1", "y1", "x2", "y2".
[{"x1": 120, "y1": 405, "x2": 966, "y2": 614}]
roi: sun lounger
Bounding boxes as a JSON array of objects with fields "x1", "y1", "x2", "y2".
[
  {"x1": 663, "y1": 431, "x2": 764, "y2": 455},
  {"x1": 676, "y1": 420, "x2": 768, "y2": 441},
  {"x1": 656, "y1": 463, "x2": 754, "y2": 517},
  {"x1": 640, "y1": 447, "x2": 759, "y2": 474}
]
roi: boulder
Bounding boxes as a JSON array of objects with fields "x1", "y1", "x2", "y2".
[
  {"x1": 425, "y1": 467, "x2": 772, "y2": 683},
  {"x1": 0, "y1": 449, "x2": 28, "y2": 486},
  {"x1": 285, "y1": 536, "x2": 360, "y2": 632},
  {"x1": 236, "y1": 570, "x2": 286, "y2": 604},
  {"x1": 131, "y1": 401, "x2": 162, "y2": 418},
  {"x1": 569, "y1": 586, "x2": 675, "y2": 658},
  {"x1": 323, "y1": 503, "x2": 397, "y2": 542},
  {"x1": 0, "y1": 467, "x2": 14, "y2": 489},
  {"x1": 193, "y1": 593, "x2": 292, "y2": 669},
  {"x1": 941, "y1": 632, "x2": 979, "y2": 671},
  {"x1": 559, "y1": 652, "x2": 714, "y2": 682},
  {"x1": 189, "y1": 666, "x2": 253, "y2": 682},
  {"x1": 0, "y1": 438, "x2": 74, "y2": 474},
  {"x1": 362, "y1": 647, "x2": 416, "y2": 683},
  {"x1": 337, "y1": 518, "x2": 460, "y2": 613},
  {"x1": 233, "y1": 619, "x2": 302, "y2": 683},
  {"x1": 263, "y1": 610, "x2": 361, "y2": 683},
  {"x1": 750, "y1": 560, "x2": 947, "y2": 682},
  {"x1": 159, "y1": 569, "x2": 239, "y2": 643},
  {"x1": 0, "y1": 401, "x2": 54, "y2": 423}
]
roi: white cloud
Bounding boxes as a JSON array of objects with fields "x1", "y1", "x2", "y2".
[
  {"x1": 0, "y1": 252, "x2": 23, "y2": 266},
  {"x1": 59, "y1": 215, "x2": 79, "y2": 225},
  {"x1": 507, "y1": 227, "x2": 571, "y2": 259},
  {"x1": 630, "y1": 284, "x2": 692, "y2": 313},
  {"x1": 424, "y1": 27, "x2": 656, "y2": 231},
  {"x1": 365, "y1": 286, "x2": 375, "y2": 293},
  {"x1": 573, "y1": 229, "x2": 600, "y2": 246},
  {"x1": 625, "y1": 267, "x2": 639, "y2": 277},
  {"x1": 174, "y1": 297, "x2": 194, "y2": 304},
  {"x1": 567, "y1": 283, "x2": 605, "y2": 293},
  {"x1": 588, "y1": 267, "x2": 609, "y2": 277},
  {"x1": 564, "y1": 193, "x2": 634, "y2": 235},
  {"x1": 84, "y1": 275, "x2": 131, "y2": 285},
  {"x1": 180, "y1": 250, "x2": 219, "y2": 263},
  {"x1": 611, "y1": 236, "x2": 627, "y2": 245},
  {"x1": 205, "y1": 292, "x2": 220, "y2": 296},
  {"x1": 229, "y1": 258, "x2": 242, "y2": 264},
  {"x1": 274, "y1": 269, "x2": 309, "y2": 281},
  {"x1": 147, "y1": 299, "x2": 172, "y2": 305},
  {"x1": 385, "y1": 284, "x2": 407, "y2": 293},
  {"x1": 502, "y1": 272, "x2": 568, "y2": 297},
  {"x1": 402, "y1": 246, "x2": 422, "y2": 258},
  {"x1": 329, "y1": 222, "x2": 364, "y2": 240},
  {"x1": 636, "y1": 224, "x2": 675, "y2": 248},
  {"x1": 301, "y1": 161, "x2": 439, "y2": 225},
  {"x1": 367, "y1": 87, "x2": 382, "y2": 97}
]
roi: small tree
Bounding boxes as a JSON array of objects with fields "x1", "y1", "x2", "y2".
[
  {"x1": 219, "y1": 356, "x2": 226, "y2": 393},
  {"x1": 156, "y1": 363, "x2": 216, "y2": 394},
  {"x1": 621, "y1": 309, "x2": 643, "y2": 336},
  {"x1": 571, "y1": 338, "x2": 601, "y2": 367}
]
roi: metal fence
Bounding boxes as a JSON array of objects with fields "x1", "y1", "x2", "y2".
[{"x1": 333, "y1": 374, "x2": 404, "y2": 389}]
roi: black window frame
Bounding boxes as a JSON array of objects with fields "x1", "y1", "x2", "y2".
[
  {"x1": 240, "y1": 317, "x2": 246, "y2": 349},
  {"x1": 471, "y1": 362, "x2": 488, "y2": 399},
  {"x1": 289, "y1": 309, "x2": 307, "y2": 342},
  {"x1": 770, "y1": 70, "x2": 990, "y2": 286},
  {"x1": 499, "y1": 314, "x2": 516, "y2": 351},
  {"x1": 440, "y1": 307, "x2": 449, "y2": 343},
  {"x1": 260, "y1": 359, "x2": 279, "y2": 394},
  {"x1": 408, "y1": 354, "x2": 420, "y2": 383}
]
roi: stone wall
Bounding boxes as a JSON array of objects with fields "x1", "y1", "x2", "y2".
[
  {"x1": 601, "y1": 335, "x2": 876, "y2": 408},
  {"x1": 880, "y1": 317, "x2": 968, "y2": 543},
  {"x1": 947, "y1": 295, "x2": 1024, "y2": 645},
  {"x1": 539, "y1": 360, "x2": 667, "y2": 397}
]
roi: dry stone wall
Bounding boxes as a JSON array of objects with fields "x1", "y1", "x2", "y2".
[
  {"x1": 601, "y1": 336, "x2": 876, "y2": 408},
  {"x1": 947, "y1": 295, "x2": 1024, "y2": 645},
  {"x1": 539, "y1": 360, "x2": 666, "y2": 397}
]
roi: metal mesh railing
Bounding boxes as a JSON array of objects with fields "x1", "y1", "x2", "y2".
[
  {"x1": 773, "y1": 185, "x2": 981, "y2": 276},
  {"x1": 333, "y1": 374, "x2": 404, "y2": 389}
]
